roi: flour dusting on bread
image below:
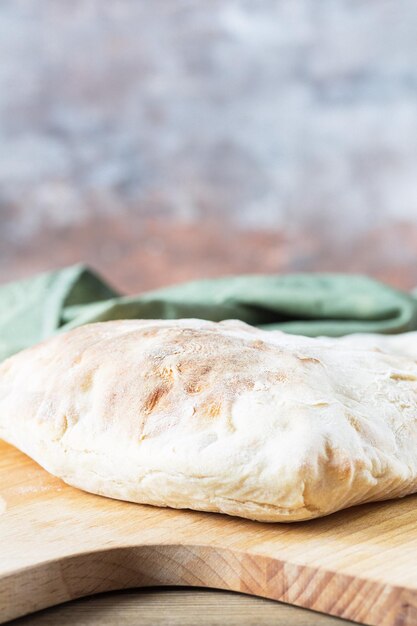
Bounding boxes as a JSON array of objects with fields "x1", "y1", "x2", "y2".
[{"x1": 0, "y1": 318, "x2": 417, "y2": 521}]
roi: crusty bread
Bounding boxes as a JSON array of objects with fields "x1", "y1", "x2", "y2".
[{"x1": 0, "y1": 318, "x2": 417, "y2": 522}]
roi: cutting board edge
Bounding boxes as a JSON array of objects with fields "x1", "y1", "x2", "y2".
[{"x1": 2, "y1": 543, "x2": 416, "y2": 626}]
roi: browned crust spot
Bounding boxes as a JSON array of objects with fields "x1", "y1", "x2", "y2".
[
  {"x1": 185, "y1": 383, "x2": 202, "y2": 394},
  {"x1": 297, "y1": 355, "x2": 321, "y2": 364},
  {"x1": 390, "y1": 372, "x2": 417, "y2": 382},
  {"x1": 199, "y1": 400, "x2": 222, "y2": 418},
  {"x1": 157, "y1": 366, "x2": 175, "y2": 382},
  {"x1": 62, "y1": 414, "x2": 68, "y2": 435},
  {"x1": 264, "y1": 371, "x2": 288, "y2": 384},
  {"x1": 141, "y1": 329, "x2": 158, "y2": 337},
  {"x1": 177, "y1": 362, "x2": 212, "y2": 376},
  {"x1": 143, "y1": 385, "x2": 168, "y2": 414},
  {"x1": 324, "y1": 440, "x2": 353, "y2": 481},
  {"x1": 80, "y1": 371, "x2": 94, "y2": 391},
  {"x1": 346, "y1": 413, "x2": 361, "y2": 432},
  {"x1": 250, "y1": 339, "x2": 267, "y2": 350}
]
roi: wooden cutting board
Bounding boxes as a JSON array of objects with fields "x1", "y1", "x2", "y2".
[{"x1": 1, "y1": 440, "x2": 417, "y2": 626}]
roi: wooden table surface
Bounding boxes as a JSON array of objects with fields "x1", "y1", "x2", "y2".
[{"x1": 10, "y1": 588, "x2": 354, "y2": 626}]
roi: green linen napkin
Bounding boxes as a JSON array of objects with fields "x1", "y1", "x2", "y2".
[{"x1": 1, "y1": 263, "x2": 416, "y2": 362}]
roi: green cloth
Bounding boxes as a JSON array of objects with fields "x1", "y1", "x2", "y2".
[{"x1": 1, "y1": 263, "x2": 417, "y2": 362}]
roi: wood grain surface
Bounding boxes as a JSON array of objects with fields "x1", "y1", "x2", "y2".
[
  {"x1": 1, "y1": 440, "x2": 417, "y2": 626},
  {"x1": 8, "y1": 588, "x2": 354, "y2": 626}
]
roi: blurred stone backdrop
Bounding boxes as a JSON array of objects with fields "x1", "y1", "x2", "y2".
[{"x1": 1, "y1": 0, "x2": 417, "y2": 291}]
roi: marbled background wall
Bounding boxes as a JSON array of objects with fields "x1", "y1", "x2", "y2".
[{"x1": 1, "y1": 1, "x2": 417, "y2": 291}]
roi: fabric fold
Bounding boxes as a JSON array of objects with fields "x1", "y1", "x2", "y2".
[{"x1": 1, "y1": 264, "x2": 416, "y2": 362}]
